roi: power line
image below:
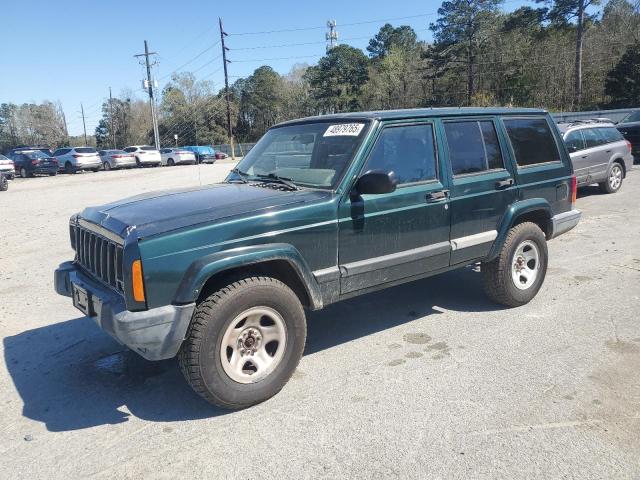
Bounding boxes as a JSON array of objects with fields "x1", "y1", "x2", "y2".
[{"x1": 158, "y1": 41, "x2": 221, "y2": 81}]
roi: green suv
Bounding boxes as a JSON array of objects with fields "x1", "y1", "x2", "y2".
[{"x1": 55, "y1": 108, "x2": 581, "y2": 408}]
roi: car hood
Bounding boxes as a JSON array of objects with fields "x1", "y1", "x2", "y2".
[{"x1": 79, "y1": 182, "x2": 331, "y2": 239}]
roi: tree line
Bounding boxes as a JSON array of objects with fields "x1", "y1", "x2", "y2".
[{"x1": 1, "y1": 0, "x2": 639, "y2": 152}]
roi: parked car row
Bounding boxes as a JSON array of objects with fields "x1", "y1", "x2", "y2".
[{"x1": 1, "y1": 144, "x2": 228, "y2": 179}]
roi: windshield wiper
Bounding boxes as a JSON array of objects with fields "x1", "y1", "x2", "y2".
[
  {"x1": 228, "y1": 167, "x2": 249, "y2": 183},
  {"x1": 254, "y1": 173, "x2": 300, "y2": 190}
]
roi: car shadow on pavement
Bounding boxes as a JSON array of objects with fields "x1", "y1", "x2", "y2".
[
  {"x1": 577, "y1": 185, "x2": 608, "y2": 198},
  {"x1": 306, "y1": 265, "x2": 500, "y2": 354},
  {"x1": 5, "y1": 266, "x2": 499, "y2": 431}
]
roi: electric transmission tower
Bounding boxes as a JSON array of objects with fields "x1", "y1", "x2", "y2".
[{"x1": 326, "y1": 20, "x2": 338, "y2": 52}]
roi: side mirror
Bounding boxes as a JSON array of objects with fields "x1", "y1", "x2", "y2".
[
  {"x1": 567, "y1": 145, "x2": 578, "y2": 153},
  {"x1": 354, "y1": 170, "x2": 397, "y2": 195}
]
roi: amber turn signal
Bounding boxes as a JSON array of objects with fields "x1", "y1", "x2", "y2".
[{"x1": 132, "y1": 259, "x2": 146, "y2": 303}]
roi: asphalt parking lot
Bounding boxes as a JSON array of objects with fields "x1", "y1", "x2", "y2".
[{"x1": 1, "y1": 164, "x2": 639, "y2": 479}]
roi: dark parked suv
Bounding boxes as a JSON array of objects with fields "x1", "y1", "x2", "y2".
[
  {"x1": 616, "y1": 110, "x2": 640, "y2": 159},
  {"x1": 8, "y1": 149, "x2": 58, "y2": 178},
  {"x1": 55, "y1": 108, "x2": 580, "y2": 408}
]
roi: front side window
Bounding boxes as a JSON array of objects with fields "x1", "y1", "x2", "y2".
[
  {"x1": 564, "y1": 130, "x2": 584, "y2": 152},
  {"x1": 235, "y1": 121, "x2": 369, "y2": 189},
  {"x1": 444, "y1": 120, "x2": 503, "y2": 175},
  {"x1": 503, "y1": 117, "x2": 561, "y2": 167},
  {"x1": 364, "y1": 124, "x2": 438, "y2": 184}
]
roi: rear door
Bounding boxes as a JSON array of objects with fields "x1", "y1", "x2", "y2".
[
  {"x1": 441, "y1": 117, "x2": 516, "y2": 265},
  {"x1": 580, "y1": 128, "x2": 609, "y2": 180},
  {"x1": 338, "y1": 120, "x2": 451, "y2": 294}
]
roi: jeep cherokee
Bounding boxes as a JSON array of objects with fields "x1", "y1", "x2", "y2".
[{"x1": 55, "y1": 108, "x2": 581, "y2": 408}]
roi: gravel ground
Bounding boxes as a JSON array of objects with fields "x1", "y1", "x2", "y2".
[{"x1": 0, "y1": 163, "x2": 639, "y2": 479}]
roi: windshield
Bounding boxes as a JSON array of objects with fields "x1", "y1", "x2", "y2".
[{"x1": 234, "y1": 121, "x2": 369, "y2": 189}]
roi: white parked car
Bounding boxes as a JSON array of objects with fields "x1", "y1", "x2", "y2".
[
  {"x1": 159, "y1": 148, "x2": 197, "y2": 166},
  {"x1": 52, "y1": 147, "x2": 102, "y2": 174},
  {"x1": 123, "y1": 145, "x2": 161, "y2": 167},
  {"x1": 0, "y1": 154, "x2": 15, "y2": 179},
  {"x1": 98, "y1": 149, "x2": 137, "y2": 170}
]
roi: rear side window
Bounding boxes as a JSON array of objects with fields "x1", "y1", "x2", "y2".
[
  {"x1": 444, "y1": 120, "x2": 503, "y2": 175},
  {"x1": 503, "y1": 117, "x2": 561, "y2": 166},
  {"x1": 124, "y1": 147, "x2": 135, "y2": 152},
  {"x1": 599, "y1": 127, "x2": 624, "y2": 143},
  {"x1": 582, "y1": 128, "x2": 602, "y2": 149},
  {"x1": 564, "y1": 130, "x2": 584, "y2": 152},
  {"x1": 364, "y1": 123, "x2": 438, "y2": 185}
]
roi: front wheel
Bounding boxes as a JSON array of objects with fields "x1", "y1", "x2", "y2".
[
  {"x1": 481, "y1": 222, "x2": 548, "y2": 307},
  {"x1": 0, "y1": 176, "x2": 7, "y2": 191},
  {"x1": 599, "y1": 162, "x2": 623, "y2": 194},
  {"x1": 179, "y1": 276, "x2": 307, "y2": 409}
]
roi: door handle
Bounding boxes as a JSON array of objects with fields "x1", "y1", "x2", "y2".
[
  {"x1": 426, "y1": 190, "x2": 449, "y2": 202},
  {"x1": 495, "y1": 178, "x2": 514, "y2": 189},
  {"x1": 605, "y1": 150, "x2": 612, "y2": 153},
  {"x1": 581, "y1": 155, "x2": 588, "y2": 158}
]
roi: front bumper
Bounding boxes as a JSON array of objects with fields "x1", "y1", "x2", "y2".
[
  {"x1": 54, "y1": 261, "x2": 194, "y2": 360},
  {"x1": 550, "y1": 209, "x2": 581, "y2": 239}
]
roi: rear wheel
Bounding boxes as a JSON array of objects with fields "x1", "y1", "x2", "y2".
[
  {"x1": 179, "y1": 276, "x2": 307, "y2": 409},
  {"x1": 0, "y1": 175, "x2": 7, "y2": 191},
  {"x1": 103, "y1": 162, "x2": 111, "y2": 171},
  {"x1": 135, "y1": 157, "x2": 142, "y2": 167},
  {"x1": 481, "y1": 222, "x2": 548, "y2": 307},
  {"x1": 167, "y1": 158, "x2": 175, "y2": 166},
  {"x1": 65, "y1": 162, "x2": 74, "y2": 174},
  {"x1": 599, "y1": 162, "x2": 623, "y2": 194},
  {"x1": 20, "y1": 167, "x2": 31, "y2": 178}
]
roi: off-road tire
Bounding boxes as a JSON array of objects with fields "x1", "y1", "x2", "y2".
[
  {"x1": 481, "y1": 222, "x2": 548, "y2": 307},
  {"x1": 598, "y1": 162, "x2": 623, "y2": 194},
  {"x1": 178, "y1": 276, "x2": 307, "y2": 409}
]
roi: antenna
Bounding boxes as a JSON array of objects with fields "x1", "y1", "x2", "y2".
[{"x1": 326, "y1": 20, "x2": 338, "y2": 52}]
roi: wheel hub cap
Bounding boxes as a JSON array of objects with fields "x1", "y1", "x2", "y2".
[
  {"x1": 511, "y1": 240, "x2": 540, "y2": 290},
  {"x1": 220, "y1": 307, "x2": 287, "y2": 384}
]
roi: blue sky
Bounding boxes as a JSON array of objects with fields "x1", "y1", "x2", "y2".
[{"x1": 1, "y1": 0, "x2": 531, "y2": 135}]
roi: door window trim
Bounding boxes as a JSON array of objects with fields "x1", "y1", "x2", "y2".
[
  {"x1": 441, "y1": 116, "x2": 510, "y2": 180},
  {"x1": 356, "y1": 120, "x2": 441, "y2": 189}
]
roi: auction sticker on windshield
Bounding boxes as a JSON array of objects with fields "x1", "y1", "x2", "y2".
[{"x1": 324, "y1": 123, "x2": 365, "y2": 137}]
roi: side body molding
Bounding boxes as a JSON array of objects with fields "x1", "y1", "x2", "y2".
[
  {"x1": 486, "y1": 198, "x2": 553, "y2": 262},
  {"x1": 173, "y1": 243, "x2": 324, "y2": 309}
]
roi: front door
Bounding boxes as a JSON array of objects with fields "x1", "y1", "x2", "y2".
[
  {"x1": 338, "y1": 121, "x2": 451, "y2": 294},
  {"x1": 441, "y1": 117, "x2": 517, "y2": 265}
]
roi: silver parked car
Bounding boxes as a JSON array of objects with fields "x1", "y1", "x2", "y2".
[
  {"x1": 98, "y1": 150, "x2": 136, "y2": 170},
  {"x1": 52, "y1": 147, "x2": 102, "y2": 174},
  {"x1": 159, "y1": 148, "x2": 197, "y2": 166},
  {"x1": 0, "y1": 154, "x2": 15, "y2": 179},
  {"x1": 559, "y1": 121, "x2": 634, "y2": 193},
  {"x1": 123, "y1": 145, "x2": 161, "y2": 167}
]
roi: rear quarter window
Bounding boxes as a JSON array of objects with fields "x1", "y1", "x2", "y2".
[
  {"x1": 503, "y1": 117, "x2": 561, "y2": 167},
  {"x1": 600, "y1": 127, "x2": 624, "y2": 143}
]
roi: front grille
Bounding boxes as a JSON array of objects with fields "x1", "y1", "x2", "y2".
[{"x1": 74, "y1": 225, "x2": 124, "y2": 293}]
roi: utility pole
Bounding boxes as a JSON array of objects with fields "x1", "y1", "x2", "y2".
[
  {"x1": 219, "y1": 17, "x2": 235, "y2": 160},
  {"x1": 326, "y1": 20, "x2": 338, "y2": 52},
  {"x1": 134, "y1": 40, "x2": 160, "y2": 150},
  {"x1": 109, "y1": 87, "x2": 116, "y2": 149},
  {"x1": 80, "y1": 103, "x2": 88, "y2": 146}
]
